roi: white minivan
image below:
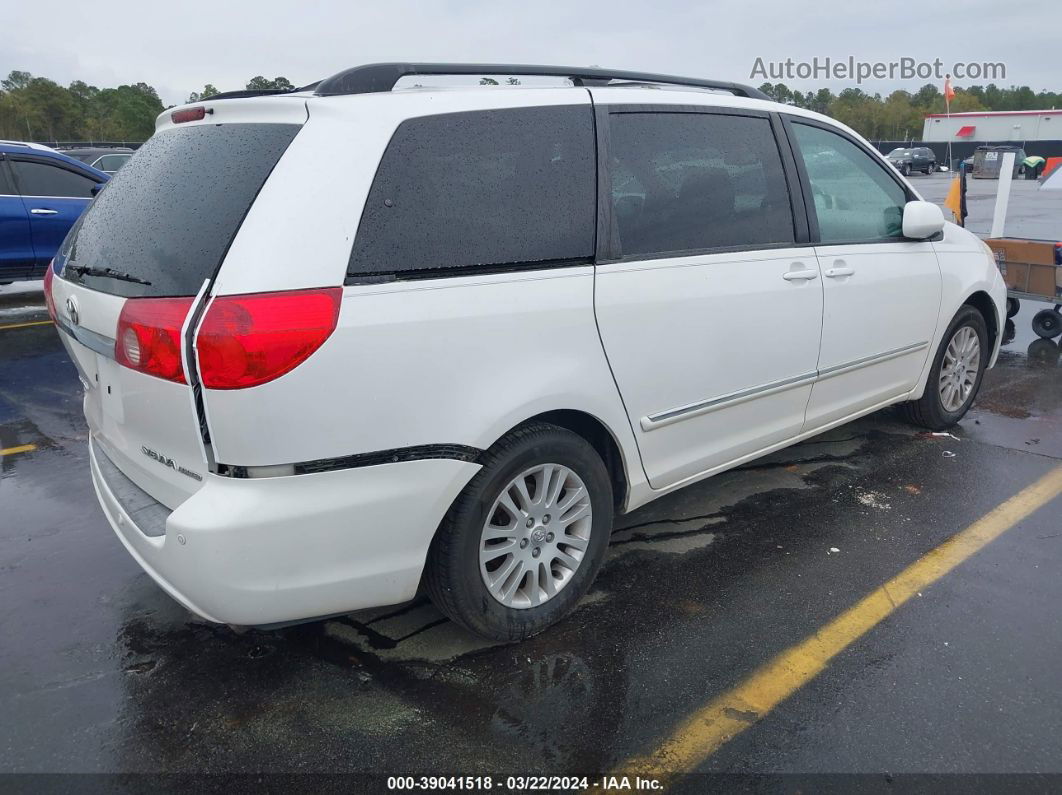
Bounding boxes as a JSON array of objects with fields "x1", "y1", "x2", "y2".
[{"x1": 47, "y1": 64, "x2": 1006, "y2": 640}]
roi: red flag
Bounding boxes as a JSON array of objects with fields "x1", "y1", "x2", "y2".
[{"x1": 944, "y1": 76, "x2": 955, "y2": 103}]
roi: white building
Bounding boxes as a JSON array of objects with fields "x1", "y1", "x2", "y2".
[{"x1": 922, "y1": 110, "x2": 1062, "y2": 142}]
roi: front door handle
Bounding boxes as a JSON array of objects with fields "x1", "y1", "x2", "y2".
[
  {"x1": 824, "y1": 265, "x2": 855, "y2": 278},
  {"x1": 30, "y1": 208, "x2": 58, "y2": 215},
  {"x1": 783, "y1": 268, "x2": 819, "y2": 281}
]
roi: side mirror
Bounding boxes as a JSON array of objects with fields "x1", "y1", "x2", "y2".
[{"x1": 902, "y1": 200, "x2": 944, "y2": 239}]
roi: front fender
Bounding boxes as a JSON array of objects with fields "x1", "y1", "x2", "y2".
[{"x1": 908, "y1": 224, "x2": 1006, "y2": 400}]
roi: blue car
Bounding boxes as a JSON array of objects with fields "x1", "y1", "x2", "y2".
[{"x1": 0, "y1": 141, "x2": 109, "y2": 283}]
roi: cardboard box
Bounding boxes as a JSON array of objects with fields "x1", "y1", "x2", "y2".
[{"x1": 986, "y1": 238, "x2": 1061, "y2": 297}]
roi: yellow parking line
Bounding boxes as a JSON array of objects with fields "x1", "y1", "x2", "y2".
[
  {"x1": 0, "y1": 444, "x2": 37, "y2": 456},
  {"x1": 0, "y1": 319, "x2": 53, "y2": 330},
  {"x1": 615, "y1": 465, "x2": 1062, "y2": 782}
]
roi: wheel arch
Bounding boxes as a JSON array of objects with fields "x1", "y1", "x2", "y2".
[
  {"x1": 488, "y1": 409, "x2": 631, "y2": 513},
  {"x1": 907, "y1": 285, "x2": 1003, "y2": 403},
  {"x1": 962, "y1": 290, "x2": 1000, "y2": 353}
]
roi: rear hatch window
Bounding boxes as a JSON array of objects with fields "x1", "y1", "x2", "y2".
[{"x1": 60, "y1": 123, "x2": 301, "y2": 297}]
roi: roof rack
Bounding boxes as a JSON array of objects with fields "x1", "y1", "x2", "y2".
[{"x1": 312, "y1": 63, "x2": 770, "y2": 101}]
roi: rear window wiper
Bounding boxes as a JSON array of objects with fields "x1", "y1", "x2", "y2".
[{"x1": 66, "y1": 263, "x2": 152, "y2": 286}]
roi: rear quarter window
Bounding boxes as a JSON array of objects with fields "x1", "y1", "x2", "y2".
[
  {"x1": 347, "y1": 105, "x2": 596, "y2": 279},
  {"x1": 62, "y1": 123, "x2": 301, "y2": 297}
]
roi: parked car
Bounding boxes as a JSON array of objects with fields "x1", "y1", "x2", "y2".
[
  {"x1": 0, "y1": 141, "x2": 108, "y2": 283},
  {"x1": 47, "y1": 64, "x2": 1006, "y2": 640},
  {"x1": 58, "y1": 146, "x2": 134, "y2": 175},
  {"x1": 885, "y1": 146, "x2": 937, "y2": 176}
]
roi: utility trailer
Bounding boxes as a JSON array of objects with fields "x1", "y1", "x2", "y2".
[{"x1": 987, "y1": 238, "x2": 1062, "y2": 338}]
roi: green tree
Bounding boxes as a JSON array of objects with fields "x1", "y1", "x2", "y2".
[
  {"x1": 1, "y1": 71, "x2": 33, "y2": 92},
  {"x1": 246, "y1": 75, "x2": 294, "y2": 91},
  {"x1": 187, "y1": 84, "x2": 220, "y2": 103},
  {"x1": 89, "y1": 83, "x2": 164, "y2": 140},
  {"x1": 0, "y1": 70, "x2": 165, "y2": 142},
  {"x1": 807, "y1": 88, "x2": 834, "y2": 115},
  {"x1": 879, "y1": 90, "x2": 921, "y2": 140},
  {"x1": 20, "y1": 77, "x2": 78, "y2": 140},
  {"x1": 912, "y1": 83, "x2": 941, "y2": 109}
]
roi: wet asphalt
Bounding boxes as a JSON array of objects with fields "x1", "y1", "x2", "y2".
[{"x1": 1, "y1": 284, "x2": 1061, "y2": 783}]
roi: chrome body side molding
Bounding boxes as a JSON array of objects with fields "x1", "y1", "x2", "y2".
[{"x1": 641, "y1": 341, "x2": 929, "y2": 431}]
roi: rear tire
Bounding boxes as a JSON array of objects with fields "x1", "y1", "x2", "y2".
[
  {"x1": 1031, "y1": 308, "x2": 1062, "y2": 339},
  {"x1": 899, "y1": 306, "x2": 988, "y2": 430},
  {"x1": 424, "y1": 422, "x2": 613, "y2": 641},
  {"x1": 925, "y1": 163, "x2": 935, "y2": 174}
]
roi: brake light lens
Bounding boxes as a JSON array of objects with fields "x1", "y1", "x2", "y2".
[
  {"x1": 115, "y1": 297, "x2": 195, "y2": 383},
  {"x1": 171, "y1": 106, "x2": 208, "y2": 124},
  {"x1": 43, "y1": 260, "x2": 57, "y2": 321},
  {"x1": 196, "y1": 288, "x2": 342, "y2": 389}
]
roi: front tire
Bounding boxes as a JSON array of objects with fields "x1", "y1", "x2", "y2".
[
  {"x1": 1006, "y1": 297, "x2": 1020, "y2": 318},
  {"x1": 424, "y1": 422, "x2": 613, "y2": 641},
  {"x1": 899, "y1": 306, "x2": 989, "y2": 430}
]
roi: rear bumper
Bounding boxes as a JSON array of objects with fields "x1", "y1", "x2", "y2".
[{"x1": 89, "y1": 437, "x2": 479, "y2": 625}]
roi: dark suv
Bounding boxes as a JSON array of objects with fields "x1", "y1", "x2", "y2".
[{"x1": 886, "y1": 147, "x2": 936, "y2": 176}]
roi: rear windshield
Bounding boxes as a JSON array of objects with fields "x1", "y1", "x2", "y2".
[{"x1": 60, "y1": 123, "x2": 301, "y2": 297}]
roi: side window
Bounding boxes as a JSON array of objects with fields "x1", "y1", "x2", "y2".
[
  {"x1": 606, "y1": 112, "x2": 794, "y2": 258},
  {"x1": 348, "y1": 105, "x2": 595, "y2": 277},
  {"x1": 791, "y1": 123, "x2": 906, "y2": 243},
  {"x1": 10, "y1": 160, "x2": 97, "y2": 198},
  {"x1": 95, "y1": 154, "x2": 129, "y2": 173}
]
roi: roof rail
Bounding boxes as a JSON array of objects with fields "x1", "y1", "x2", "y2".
[
  {"x1": 312, "y1": 63, "x2": 770, "y2": 101},
  {"x1": 0, "y1": 140, "x2": 57, "y2": 152}
]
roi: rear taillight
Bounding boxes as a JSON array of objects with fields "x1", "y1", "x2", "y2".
[
  {"x1": 43, "y1": 261, "x2": 57, "y2": 321},
  {"x1": 196, "y1": 288, "x2": 342, "y2": 389},
  {"x1": 115, "y1": 297, "x2": 195, "y2": 383}
]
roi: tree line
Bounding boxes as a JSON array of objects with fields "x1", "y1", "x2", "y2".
[
  {"x1": 2, "y1": 68, "x2": 1059, "y2": 144},
  {"x1": 0, "y1": 72, "x2": 296, "y2": 143},
  {"x1": 758, "y1": 82, "x2": 1062, "y2": 141}
]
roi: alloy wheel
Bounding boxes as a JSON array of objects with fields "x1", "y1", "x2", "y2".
[
  {"x1": 938, "y1": 325, "x2": 981, "y2": 413},
  {"x1": 479, "y1": 464, "x2": 593, "y2": 609}
]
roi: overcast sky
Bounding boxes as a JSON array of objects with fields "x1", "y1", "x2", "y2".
[{"x1": 1, "y1": 0, "x2": 1055, "y2": 107}]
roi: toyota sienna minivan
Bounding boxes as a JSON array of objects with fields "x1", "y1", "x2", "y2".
[{"x1": 48, "y1": 63, "x2": 1006, "y2": 640}]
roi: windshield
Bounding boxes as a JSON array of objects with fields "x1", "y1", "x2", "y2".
[
  {"x1": 59, "y1": 122, "x2": 301, "y2": 298},
  {"x1": 887, "y1": 149, "x2": 912, "y2": 157}
]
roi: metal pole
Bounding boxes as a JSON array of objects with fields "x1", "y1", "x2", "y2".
[{"x1": 945, "y1": 92, "x2": 952, "y2": 170}]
